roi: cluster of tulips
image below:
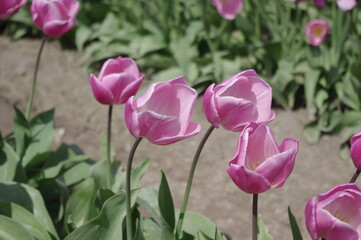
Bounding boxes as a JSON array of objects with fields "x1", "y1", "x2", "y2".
[{"x1": 1, "y1": 0, "x2": 361, "y2": 239}]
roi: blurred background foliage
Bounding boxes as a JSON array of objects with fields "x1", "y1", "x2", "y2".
[{"x1": 1, "y1": 0, "x2": 361, "y2": 156}]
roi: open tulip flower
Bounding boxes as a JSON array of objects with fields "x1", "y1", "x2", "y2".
[
  {"x1": 203, "y1": 70, "x2": 275, "y2": 132},
  {"x1": 212, "y1": 0, "x2": 243, "y2": 20},
  {"x1": 305, "y1": 184, "x2": 361, "y2": 240},
  {"x1": 30, "y1": 0, "x2": 79, "y2": 37},
  {"x1": 350, "y1": 130, "x2": 361, "y2": 170},
  {"x1": 305, "y1": 19, "x2": 330, "y2": 47},
  {"x1": 125, "y1": 76, "x2": 201, "y2": 145},
  {"x1": 337, "y1": 0, "x2": 357, "y2": 11},
  {"x1": 0, "y1": 0, "x2": 27, "y2": 20},
  {"x1": 227, "y1": 122, "x2": 298, "y2": 194},
  {"x1": 90, "y1": 57, "x2": 144, "y2": 105}
]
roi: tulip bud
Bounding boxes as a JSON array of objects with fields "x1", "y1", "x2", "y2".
[
  {"x1": 337, "y1": 0, "x2": 357, "y2": 11},
  {"x1": 350, "y1": 130, "x2": 361, "y2": 170},
  {"x1": 0, "y1": 0, "x2": 27, "y2": 20},
  {"x1": 227, "y1": 122, "x2": 299, "y2": 194},
  {"x1": 90, "y1": 57, "x2": 144, "y2": 105},
  {"x1": 203, "y1": 69, "x2": 275, "y2": 132},
  {"x1": 30, "y1": 0, "x2": 79, "y2": 37},
  {"x1": 125, "y1": 76, "x2": 201, "y2": 145},
  {"x1": 305, "y1": 19, "x2": 330, "y2": 47},
  {"x1": 212, "y1": 0, "x2": 243, "y2": 20},
  {"x1": 305, "y1": 184, "x2": 361, "y2": 240}
]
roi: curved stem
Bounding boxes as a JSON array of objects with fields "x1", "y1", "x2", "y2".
[
  {"x1": 26, "y1": 35, "x2": 47, "y2": 120},
  {"x1": 252, "y1": 194, "x2": 259, "y2": 240},
  {"x1": 176, "y1": 125, "x2": 215, "y2": 235},
  {"x1": 126, "y1": 137, "x2": 142, "y2": 240},
  {"x1": 349, "y1": 170, "x2": 360, "y2": 183},
  {"x1": 106, "y1": 105, "x2": 113, "y2": 188}
]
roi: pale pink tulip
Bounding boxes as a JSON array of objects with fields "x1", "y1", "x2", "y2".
[
  {"x1": 125, "y1": 76, "x2": 201, "y2": 145},
  {"x1": 337, "y1": 0, "x2": 357, "y2": 11},
  {"x1": 305, "y1": 184, "x2": 361, "y2": 240},
  {"x1": 0, "y1": 0, "x2": 27, "y2": 20},
  {"x1": 212, "y1": 0, "x2": 243, "y2": 20},
  {"x1": 30, "y1": 0, "x2": 79, "y2": 37},
  {"x1": 305, "y1": 19, "x2": 330, "y2": 46},
  {"x1": 203, "y1": 70, "x2": 275, "y2": 132},
  {"x1": 227, "y1": 123, "x2": 298, "y2": 194},
  {"x1": 350, "y1": 130, "x2": 361, "y2": 170},
  {"x1": 90, "y1": 57, "x2": 144, "y2": 105}
]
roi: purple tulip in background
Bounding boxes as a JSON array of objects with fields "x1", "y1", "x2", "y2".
[
  {"x1": 203, "y1": 70, "x2": 275, "y2": 132},
  {"x1": 313, "y1": 0, "x2": 325, "y2": 8},
  {"x1": 125, "y1": 76, "x2": 201, "y2": 145},
  {"x1": 90, "y1": 57, "x2": 144, "y2": 105},
  {"x1": 350, "y1": 130, "x2": 361, "y2": 170},
  {"x1": 305, "y1": 19, "x2": 330, "y2": 46},
  {"x1": 337, "y1": 0, "x2": 357, "y2": 11},
  {"x1": 0, "y1": 0, "x2": 27, "y2": 20},
  {"x1": 212, "y1": 0, "x2": 243, "y2": 20},
  {"x1": 30, "y1": 0, "x2": 79, "y2": 37},
  {"x1": 305, "y1": 184, "x2": 361, "y2": 240},
  {"x1": 227, "y1": 122, "x2": 299, "y2": 194}
]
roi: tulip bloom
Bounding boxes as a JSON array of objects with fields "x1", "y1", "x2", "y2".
[
  {"x1": 0, "y1": 0, "x2": 27, "y2": 20},
  {"x1": 227, "y1": 123, "x2": 298, "y2": 194},
  {"x1": 203, "y1": 70, "x2": 275, "y2": 132},
  {"x1": 305, "y1": 19, "x2": 330, "y2": 46},
  {"x1": 350, "y1": 130, "x2": 361, "y2": 170},
  {"x1": 305, "y1": 184, "x2": 361, "y2": 240},
  {"x1": 212, "y1": 0, "x2": 243, "y2": 20},
  {"x1": 313, "y1": 0, "x2": 325, "y2": 8},
  {"x1": 30, "y1": 0, "x2": 79, "y2": 37},
  {"x1": 125, "y1": 76, "x2": 201, "y2": 145},
  {"x1": 90, "y1": 57, "x2": 144, "y2": 105},
  {"x1": 337, "y1": 0, "x2": 357, "y2": 11}
]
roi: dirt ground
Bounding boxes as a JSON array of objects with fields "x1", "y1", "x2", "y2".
[{"x1": 0, "y1": 36, "x2": 357, "y2": 240}]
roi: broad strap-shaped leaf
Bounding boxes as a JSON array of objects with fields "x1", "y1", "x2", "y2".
[
  {"x1": 288, "y1": 207, "x2": 303, "y2": 240},
  {"x1": 0, "y1": 215, "x2": 34, "y2": 240},
  {"x1": 137, "y1": 188, "x2": 161, "y2": 225},
  {"x1": 158, "y1": 170, "x2": 175, "y2": 239},
  {"x1": 258, "y1": 216, "x2": 277, "y2": 240},
  {"x1": 12, "y1": 106, "x2": 30, "y2": 159},
  {"x1": 0, "y1": 141, "x2": 20, "y2": 181}
]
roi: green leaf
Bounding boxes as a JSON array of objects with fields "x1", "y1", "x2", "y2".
[
  {"x1": 12, "y1": 106, "x2": 30, "y2": 159},
  {"x1": 304, "y1": 121, "x2": 321, "y2": 144},
  {"x1": 0, "y1": 141, "x2": 20, "y2": 181},
  {"x1": 304, "y1": 70, "x2": 320, "y2": 115},
  {"x1": 288, "y1": 207, "x2": 303, "y2": 240},
  {"x1": 0, "y1": 182, "x2": 58, "y2": 239},
  {"x1": 258, "y1": 216, "x2": 276, "y2": 240},
  {"x1": 0, "y1": 202, "x2": 52, "y2": 240},
  {"x1": 64, "y1": 178, "x2": 98, "y2": 229},
  {"x1": 63, "y1": 159, "x2": 94, "y2": 186},
  {"x1": 133, "y1": 218, "x2": 145, "y2": 240},
  {"x1": 75, "y1": 26, "x2": 92, "y2": 50},
  {"x1": 0, "y1": 215, "x2": 34, "y2": 240},
  {"x1": 158, "y1": 171, "x2": 175, "y2": 235},
  {"x1": 65, "y1": 190, "x2": 140, "y2": 240},
  {"x1": 137, "y1": 188, "x2": 161, "y2": 225}
]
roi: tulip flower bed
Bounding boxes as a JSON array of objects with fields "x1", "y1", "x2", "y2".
[{"x1": 1, "y1": 0, "x2": 361, "y2": 240}]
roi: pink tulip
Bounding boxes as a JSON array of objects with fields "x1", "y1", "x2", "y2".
[
  {"x1": 305, "y1": 184, "x2": 361, "y2": 240},
  {"x1": 203, "y1": 70, "x2": 275, "y2": 132},
  {"x1": 30, "y1": 0, "x2": 79, "y2": 37},
  {"x1": 337, "y1": 0, "x2": 357, "y2": 11},
  {"x1": 227, "y1": 122, "x2": 299, "y2": 194},
  {"x1": 0, "y1": 0, "x2": 27, "y2": 20},
  {"x1": 212, "y1": 0, "x2": 243, "y2": 20},
  {"x1": 90, "y1": 57, "x2": 144, "y2": 105},
  {"x1": 125, "y1": 76, "x2": 201, "y2": 145},
  {"x1": 350, "y1": 130, "x2": 361, "y2": 170},
  {"x1": 313, "y1": 0, "x2": 325, "y2": 8},
  {"x1": 305, "y1": 19, "x2": 330, "y2": 46}
]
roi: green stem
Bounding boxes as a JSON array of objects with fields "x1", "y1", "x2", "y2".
[
  {"x1": 349, "y1": 170, "x2": 360, "y2": 183},
  {"x1": 126, "y1": 137, "x2": 142, "y2": 240},
  {"x1": 252, "y1": 194, "x2": 259, "y2": 240},
  {"x1": 176, "y1": 125, "x2": 215, "y2": 236},
  {"x1": 106, "y1": 105, "x2": 113, "y2": 188},
  {"x1": 26, "y1": 35, "x2": 47, "y2": 120}
]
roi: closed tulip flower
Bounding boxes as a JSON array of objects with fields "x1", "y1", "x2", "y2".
[
  {"x1": 227, "y1": 122, "x2": 298, "y2": 194},
  {"x1": 125, "y1": 76, "x2": 201, "y2": 145},
  {"x1": 90, "y1": 57, "x2": 144, "y2": 105},
  {"x1": 337, "y1": 0, "x2": 357, "y2": 11},
  {"x1": 203, "y1": 70, "x2": 275, "y2": 132},
  {"x1": 305, "y1": 19, "x2": 330, "y2": 46},
  {"x1": 212, "y1": 0, "x2": 243, "y2": 20},
  {"x1": 350, "y1": 130, "x2": 361, "y2": 170},
  {"x1": 305, "y1": 184, "x2": 361, "y2": 240},
  {"x1": 313, "y1": 0, "x2": 325, "y2": 8},
  {"x1": 30, "y1": 0, "x2": 79, "y2": 37},
  {"x1": 0, "y1": 0, "x2": 27, "y2": 20}
]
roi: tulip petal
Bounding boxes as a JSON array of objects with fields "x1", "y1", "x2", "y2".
[
  {"x1": 43, "y1": 20, "x2": 69, "y2": 37},
  {"x1": 227, "y1": 164, "x2": 271, "y2": 194},
  {"x1": 124, "y1": 97, "x2": 140, "y2": 138},
  {"x1": 153, "y1": 121, "x2": 201, "y2": 145},
  {"x1": 116, "y1": 57, "x2": 140, "y2": 78},
  {"x1": 118, "y1": 74, "x2": 144, "y2": 104},
  {"x1": 305, "y1": 197, "x2": 318, "y2": 240},
  {"x1": 203, "y1": 84, "x2": 221, "y2": 128},
  {"x1": 212, "y1": 0, "x2": 243, "y2": 20},
  {"x1": 89, "y1": 74, "x2": 114, "y2": 105},
  {"x1": 98, "y1": 59, "x2": 122, "y2": 80}
]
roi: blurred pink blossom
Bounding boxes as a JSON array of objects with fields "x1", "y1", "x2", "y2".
[
  {"x1": 0, "y1": 0, "x2": 27, "y2": 20},
  {"x1": 337, "y1": 0, "x2": 357, "y2": 10},
  {"x1": 305, "y1": 19, "x2": 330, "y2": 46},
  {"x1": 212, "y1": 0, "x2": 243, "y2": 20}
]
